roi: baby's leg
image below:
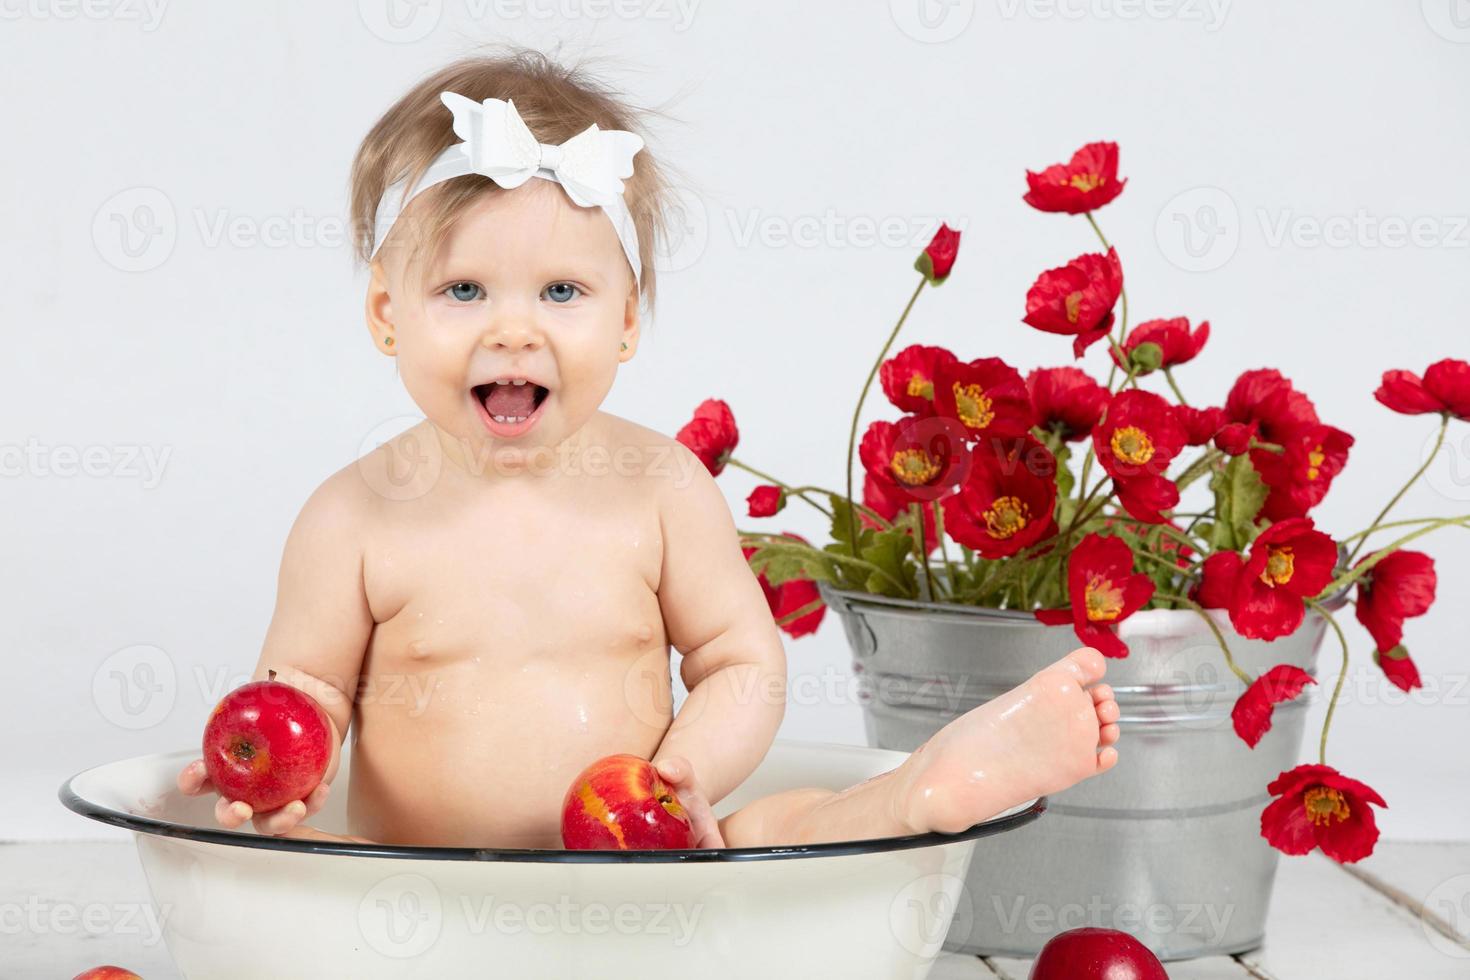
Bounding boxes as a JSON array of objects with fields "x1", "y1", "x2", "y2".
[{"x1": 718, "y1": 648, "x2": 1120, "y2": 847}]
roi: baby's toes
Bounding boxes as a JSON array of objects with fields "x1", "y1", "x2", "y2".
[
  {"x1": 1096, "y1": 745, "x2": 1119, "y2": 773},
  {"x1": 1099, "y1": 722, "x2": 1121, "y2": 747}
]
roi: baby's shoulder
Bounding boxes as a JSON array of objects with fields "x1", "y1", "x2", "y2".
[{"x1": 594, "y1": 412, "x2": 711, "y2": 499}]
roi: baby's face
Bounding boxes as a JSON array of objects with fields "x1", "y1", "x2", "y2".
[{"x1": 371, "y1": 179, "x2": 638, "y2": 468}]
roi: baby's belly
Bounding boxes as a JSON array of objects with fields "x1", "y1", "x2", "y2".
[{"x1": 346, "y1": 624, "x2": 674, "y2": 848}]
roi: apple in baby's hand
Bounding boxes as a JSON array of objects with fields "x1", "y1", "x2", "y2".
[
  {"x1": 561, "y1": 753, "x2": 696, "y2": 850},
  {"x1": 72, "y1": 968, "x2": 143, "y2": 980},
  {"x1": 1029, "y1": 928, "x2": 1169, "y2": 980},
  {"x1": 201, "y1": 669, "x2": 332, "y2": 813}
]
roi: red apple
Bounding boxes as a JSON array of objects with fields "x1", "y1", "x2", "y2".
[
  {"x1": 72, "y1": 968, "x2": 143, "y2": 980},
  {"x1": 201, "y1": 670, "x2": 331, "y2": 813},
  {"x1": 1030, "y1": 928, "x2": 1169, "y2": 980},
  {"x1": 561, "y1": 753, "x2": 695, "y2": 850}
]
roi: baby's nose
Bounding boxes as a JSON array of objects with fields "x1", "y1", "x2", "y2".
[{"x1": 481, "y1": 317, "x2": 544, "y2": 352}]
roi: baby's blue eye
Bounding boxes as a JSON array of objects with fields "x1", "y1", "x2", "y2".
[
  {"x1": 544, "y1": 282, "x2": 580, "y2": 304},
  {"x1": 446, "y1": 282, "x2": 482, "y2": 302}
]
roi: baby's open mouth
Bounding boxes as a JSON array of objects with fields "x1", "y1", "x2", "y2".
[{"x1": 472, "y1": 379, "x2": 550, "y2": 425}]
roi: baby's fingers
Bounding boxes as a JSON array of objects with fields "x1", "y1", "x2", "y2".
[
  {"x1": 214, "y1": 796, "x2": 253, "y2": 829},
  {"x1": 176, "y1": 759, "x2": 214, "y2": 796},
  {"x1": 252, "y1": 800, "x2": 309, "y2": 836},
  {"x1": 301, "y1": 780, "x2": 331, "y2": 818}
]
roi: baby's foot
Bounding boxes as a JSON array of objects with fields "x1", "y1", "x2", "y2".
[{"x1": 893, "y1": 647, "x2": 1120, "y2": 835}]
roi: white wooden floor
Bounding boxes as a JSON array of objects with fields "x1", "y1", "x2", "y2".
[{"x1": 3, "y1": 841, "x2": 1467, "y2": 978}]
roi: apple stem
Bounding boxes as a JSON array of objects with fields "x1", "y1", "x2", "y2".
[{"x1": 267, "y1": 668, "x2": 277, "y2": 682}]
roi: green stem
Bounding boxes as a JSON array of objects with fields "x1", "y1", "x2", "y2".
[
  {"x1": 1174, "y1": 448, "x2": 1225, "y2": 492},
  {"x1": 911, "y1": 503, "x2": 937, "y2": 600},
  {"x1": 1163, "y1": 368, "x2": 1190, "y2": 406},
  {"x1": 1157, "y1": 591, "x2": 1252, "y2": 685},
  {"x1": 933, "y1": 499, "x2": 957, "y2": 596},
  {"x1": 1319, "y1": 516, "x2": 1470, "y2": 597},
  {"x1": 844, "y1": 278, "x2": 928, "y2": 555},
  {"x1": 775, "y1": 596, "x2": 825, "y2": 626},
  {"x1": 738, "y1": 532, "x2": 910, "y2": 595},
  {"x1": 726, "y1": 459, "x2": 833, "y2": 518},
  {"x1": 1338, "y1": 514, "x2": 1470, "y2": 546},
  {"x1": 1346, "y1": 415, "x2": 1450, "y2": 564},
  {"x1": 1085, "y1": 212, "x2": 1128, "y2": 341},
  {"x1": 1306, "y1": 599, "x2": 1350, "y2": 766}
]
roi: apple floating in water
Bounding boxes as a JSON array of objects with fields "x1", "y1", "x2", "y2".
[
  {"x1": 201, "y1": 669, "x2": 332, "y2": 813},
  {"x1": 1029, "y1": 928, "x2": 1169, "y2": 980},
  {"x1": 72, "y1": 968, "x2": 143, "y2": 980},
  {"x1": 561, "y1": 753, "x2": 696, "y2": 850}
]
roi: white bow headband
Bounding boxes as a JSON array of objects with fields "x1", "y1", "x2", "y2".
[{"x1": 370, "y1": 92, "x2": 646, "y2": 286}]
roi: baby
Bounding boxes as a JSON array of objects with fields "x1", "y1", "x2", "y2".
[{"x1": 176, "y1": 50, "x2": 1121, "y2": 850}]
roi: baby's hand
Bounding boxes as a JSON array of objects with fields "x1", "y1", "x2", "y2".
[
  {"x1": 175, "y1": 758, "x2": 331, "y2": 837},
  {"x1": 652, "y1": 755, "x2": 726, "y2": 849}
]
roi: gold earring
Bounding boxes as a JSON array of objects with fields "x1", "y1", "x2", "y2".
[
  {"x1": 621, "y1": 342, "x2": 628, "y2": 351},
  {"x1": 384, "y1": 336, "x2": 394, "y2": 347}
]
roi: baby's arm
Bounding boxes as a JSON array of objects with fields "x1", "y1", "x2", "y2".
[
  {"x1": 651, "y1": 446, "x2": 788, "y2": 844},
  {"x1": 176, "y1": 468, "x2": 374, "y2": 835}
]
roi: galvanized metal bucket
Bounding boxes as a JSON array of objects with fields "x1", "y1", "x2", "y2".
[{"x1": 819, "y1": 582, "x2": 1331, "y2": 960}]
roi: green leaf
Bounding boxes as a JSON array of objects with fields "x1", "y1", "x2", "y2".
[
  {"x1": 746, "y1": 539, "x2": 836, "y2": 587},
  {"x1": 1210, "y1": 455, "x2": 1267, "y2": 551},
  {"x1": 827, "y1": 493, "x2": 875, "y2": 555},
  {"x1": 1054, "y1": 444, "x2": 1076, "y2": 500},
  {"x1": 860, "y1": 527, "x2": 918, "y2": 597}
]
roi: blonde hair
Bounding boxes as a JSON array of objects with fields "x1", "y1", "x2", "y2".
[{"x1": 349, "y1": 48, "x2": 673, "y2": 312}]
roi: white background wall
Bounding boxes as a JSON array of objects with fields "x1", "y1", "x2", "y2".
[{"x1": 4, "y1": 1, "x2": 1468, "y2": 841}]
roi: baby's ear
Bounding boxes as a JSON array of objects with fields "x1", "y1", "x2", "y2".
[
  {"x1": 364, "y1": 259, "x2": 398, "y2": 356},
  {"x1": 619, "y1": 284, "x2": 640, "y2": 362}
]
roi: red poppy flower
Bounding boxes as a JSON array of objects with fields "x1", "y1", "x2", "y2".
[
  {"x1": 1261, "y1": 764, "x2": 1387, "y2": 864},
  {"x1": 1353, "y1": 549, "x2": 1436, "y2": 654},
  {"x1": 1178, "y1": 405, "x2": 1227, "y2": 446},
  {"x1": 746, "y1": 485, "x2": 785, "y2": 518},
  {"x1": 1023, "y1": 141, "x2": 1127, "y2": 214},
  {"x1": 1034, "y1": 532, "x2": 1154, "y2": 658},
  {"x1": 1224, "y1": 369, "x2": 1319, "y2": 444},
  {"x1": 880, "y1": 345, "x2": 958, "y2": 417},
  {"x1": 1192, "y1": 550, "x2": 1244, "y2": 609},
  {"x1": 1023, "y1": 248, "x2": 1124, "y2": 359},
  {"x1": 916, "y1": 223, "x2": 961, "y2": 284},
  {"x1": 1231, "y1": 665, "x2": 1316, "y2": 749},
  {"x1": 863, "y1": 472, "x2": 939, "y2": 554},
  {"x1": 1027, "y1": 367, "x2": 1109, "y2": 442},
  {"x1": 1375, "y1": 359, "x2": 1470, "y2": 420},
  {"x1": 676, "y1": 399, "x2": 739, "y2": 476},
  {"x1": 942, "y1": 436, "x2": 1058, "y2": 559},
  {"x1": 860, "y1": 416, "x2": 971, "y2": 509},
  {"x1": 1253, "y1": 424, "x2": 1355, "y2": 521},
  {"x1": 1113, "y1": 318, "x2": 1210, "y2": 374},
  {"x1": 1230, "y1": 517, "x2": 1339, "y2": 641},
  {"x1": 933, "y1": 357, "x2": 1035, "y2": 442},
  {"x1": 1092, "y1": 390, "x2": 1187, "y2": 523},
  {"x1": 1215, "y1": 422, "x2": 1256, "y2": 456},
  {"x1": 742, "y1": 533, "x2": 825, "y2": 638},
  {"x1": 1375, "y1": 646, "x2": 1424, "y2": 693}
]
